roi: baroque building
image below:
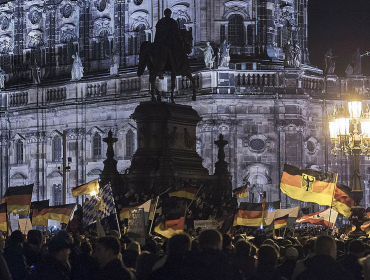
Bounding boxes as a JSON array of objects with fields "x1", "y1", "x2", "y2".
[{"x1": 0, "y1": 0, "x2": 369, "y2": 213}]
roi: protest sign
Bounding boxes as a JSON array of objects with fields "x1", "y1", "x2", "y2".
[
  {"x1": 127, "y1": 208, "x2": 146, "y2": 245},
  {"x1": 194, "y1": 220, "x2": 219, "y2": 231},
  {"x1": 18, "y1": 218, "x2": 32, "y2": 234}
]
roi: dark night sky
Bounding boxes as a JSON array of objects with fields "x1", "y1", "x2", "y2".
[{"x1": 308, "y1": 0, "x2": 370, "y2": 76}]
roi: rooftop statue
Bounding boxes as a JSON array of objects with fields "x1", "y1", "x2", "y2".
[
  {"x1": 137, "y1": 8, "x2": 197, "y2": 103},
  {"x1": 32, "y1": 59, "x2": 41, "y2": 85},
  {"x1": 71, "y1": 53, "x2": 84, "y2": 81},
  {"x1": 324, "y1": 49, "x2": 336, "y2": 75},
  {"x1": 218, "y1": 40, "x2": 231, "y2": 68},
  {"x1": 200, "y1": 42, "x2": 215, "y2": 69},
  {"x1": 346, "y1": 48, "x2": 362, "y2": 77}
]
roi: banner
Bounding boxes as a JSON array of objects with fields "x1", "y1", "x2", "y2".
[
  {"x1": 18, "y1": 218, "x2": 32, "y2": 235},
  {"x1": 194, "y1": 220, "x2": 219, "y2": 231},
  {"x1": 127, "y1": 208, "x2": 146, "y2": 245}
]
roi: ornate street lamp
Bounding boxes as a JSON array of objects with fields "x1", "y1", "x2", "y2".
[{"x1": 329, "y1": 100, "x2": 370, "y2": 237}]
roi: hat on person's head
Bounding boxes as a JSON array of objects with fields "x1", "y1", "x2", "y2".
[
  {"x1": 48, "y1": 237, "x2": 71, "y2": 254},
  {"x1": 286, "y1": 247, "x2": 299, "y2": 259}
]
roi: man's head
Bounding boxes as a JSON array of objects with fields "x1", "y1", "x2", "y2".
[
  {"x1": 198, "y1": 230, "x2": 222, "y2": 251},
  {"x1": 314, "y1": 235, "x2": 337, "y2": 260},
  {"x1": 167, "y1": 233, "x2": 191, "y2": 255},
  {"x1": 348, "y1": 239, "x2": 365, "y2": 258},
  {"x1": 164, "y1": 8, "x2": 172, "y2": 18},
  {"x1": 257, "y1": 244, "x2": 279, "y2": 268},
  {"x1": 48, "y1": 236, "x2": 71, "y2": 263},
  {"x1": 10, "y1": 230, "x2": 25, "y2": 245},
  {"x1": 96, "y1": 237, "x2": 121, "y2": 267},
  {"x1": 235, "y1": 240, "x2": 251, "y2": 257}
]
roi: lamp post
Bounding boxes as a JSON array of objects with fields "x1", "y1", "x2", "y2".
[{"x1": 329, "y1": 100, "x2": 370, "y2": 237}]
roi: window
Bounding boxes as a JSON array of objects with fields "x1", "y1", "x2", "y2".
[
  {"x1": 126, "y1": 130, "x2": 135, "y2": 158},
  {"x1": 93, "y1": 133, "x2": 102, "y2": 158},
  {"x1": 228, "y1": 15, "x2": 245, "y2": 45},
  {"x1": 220, "y1": 25, "x2": 225, "y2": 43},
  {"x1": 16, "y1": 140, "x2": 23, "y2": 164},
  {"x1": 53, "y1": 184, "x2": 62, "y2": 206},
  {"x1": 177, "y1": 18, "x2": 187, "y2": 29},
  {"x1": 135, "y1": 24, "x2": 147, "y2": 55},
  {"x1": 52, "y1": 136, "x2": 62, "y2": 162}
]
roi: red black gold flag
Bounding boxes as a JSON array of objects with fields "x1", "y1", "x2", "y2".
[
  {"x1": 154, "y1": 205, "x2": 186, "y2": 238},
  {"x1": 332, "y1": 184, "x2": 354, "y2": 217},
  {"x1": 233, "y1": 186, "x2": 248, "y2": 199},
  {"x1": 0, "y1": 203, "x2": 7, "y2": 231},
  {"x1": 274, "y1": 214, "x2": 289, "y2": 229},
  {"x1": 32, "y1": 203, "x2": 76, "y2": 226},
  {"x1": 280, "y1": 164, "x2": 337, "y2": 206},
  {"x1": 169, "y1": 187, "x2": 198, "y2": 200},
  {"x1": 1, "y1": 184, "x2": 34, "y2": 216},
  {"x1": 30, "y1": 200, "x2": 49, "y2": 221},
  {"x1": 234, "y1": 202, "x2": 265, "y2": 227}
]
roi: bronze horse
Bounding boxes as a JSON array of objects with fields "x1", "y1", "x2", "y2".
[{"x1": 137, "y1": 29, "x2": 196, "y2": 103}]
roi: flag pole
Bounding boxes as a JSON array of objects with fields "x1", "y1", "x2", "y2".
[
  {"x1": 327, "y1": 172, "x2": 338, "y2": 235},
  {"x1": 186, "y1": 184, "x2": 203, "y2": 212},
  {"x1": 149, "y1": 196, "x2": 159, "y2": 235}
]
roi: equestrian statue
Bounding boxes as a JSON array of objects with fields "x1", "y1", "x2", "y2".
[{"x1": 137, "y1": 8, "x2": 196, "y2": 103}]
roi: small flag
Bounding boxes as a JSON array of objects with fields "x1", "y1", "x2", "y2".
[
  {"x1": 120, "y1": 200, "x2": 151, "y2": 223},
  {"x1": 274, "y1": 214, "x2": 289, "y2": 229},
  {"x1": 234, "y1": 202, "x2": 265, "y2": 227},
  {"x1": 1, "y1": 184, "x2": 34, "y2": 216},
  {"x1": 233, "y1": 186, "x2": 248, "y2": 199},
  {"x1": 154, "y1": 217, "x2": 185, "y2": 239},
  {"x1": 30, "y1": 200, "x2": 49, "y2": 222},
  {"x1": 0, "y1": 203, "x2": 7, "y2": 231},
  {"x1": 71, "y1": 179, "x2": 99, "y2": 197},
  {"x1": 169, "y1": 187, "x2": 198, "y2": 200},
  {"x1": 296, "y1": 208, "x2": 338, "y2": 228},
  {"x1": 33, "y1": 203, "x2": 76, "y2": 226},
  {"x1": 332, "y1": 184, "x2": 354, "y2": 217},
  {"x1": 280, "y1": 164, "x2": 338, "y2": 206}
]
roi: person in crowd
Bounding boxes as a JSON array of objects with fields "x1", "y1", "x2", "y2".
[
  {"x1": 23, "y1": 230, "x2": 42, "y2": 267},
  {"x1": 251, "y1": 244, "x2": 283, "y2": 280},
  {"x1": 0, "y1": 232, "x2": 11, "y2": 280},
  {"x1": 70, "y1": 240, "x2": 100, "y2": 280},
  {"x1": 338, "y1": 239, "x2": 365, "y2": 280},
  {"x1": 277, "y1": 246, "x2": 299, "y2": 280},
  {"x1": 95, "y1": 236, "x2": 134, "y2": 280},
  {"x1": 30, "y1": 236, "x2": 71, "y2": 280},
  {"x1": 295, "y1": 235, "x2": 355, "y2": 280},
  {"x1": 3, "y1": 230, "x2": 29, "y2": 280},
  {"x1": 230, "y1": 239, "x2": 256, "y2": 280}
]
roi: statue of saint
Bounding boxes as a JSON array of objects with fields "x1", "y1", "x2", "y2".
[
  {"x1": 346, "y1": 48, "x2": 362, "y2": 77},
  {"x1": 293, "y1": 41, "x2": 301, "y2": 68},
  {"x1": 71, "y1": 53, "x2": 83, "y2": 81},
  {"x1": 218, "y1": 40, "x2": 231, "y2": 68},
  {"x1": 324, "y1": 49, "x2": 336, "y2": 75},
  {"x1": 284, "y1": 40, "x2": 294, "y2": 68},
  {"x1": 200, "y1": 42, "x2": 215, "y2": 69},
  {"x1": 0, "y1": 67, "x2": 5, "y2": 90},
  {"x1": 32, "y1": 59, "x2": 41, "y2": 85},
  {"x1": 110, "y1": 52, "x2": 120, "y2": 76}
]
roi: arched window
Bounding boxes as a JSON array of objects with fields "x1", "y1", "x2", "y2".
[
  {"x1": 52, "y1": 136, "x2": 62, "y2": 162},
  {"x1": 126, "y1": 130, "x2": 135, "y2": 158},
  {"x1": 16, "y1": 140, "x2": 23, "y2": 164},
  {"x1": 135, "y1": 24, "x2": 147, "y2": 55},
  {"x1": 93, "y1": 133, "x2": 102, "y2": 158},
  {"x1": 53, "y1": 184, "x2": 62, "y2": 206},
  {"x1": 228, "y1": 15, "x2": 245, "y2": 45}
]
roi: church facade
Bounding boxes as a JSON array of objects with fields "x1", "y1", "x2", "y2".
[{"x1": 0, "y1": 0, "x2": 369, "y2": 212}]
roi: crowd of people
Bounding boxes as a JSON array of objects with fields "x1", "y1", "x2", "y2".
[{"x1": 1, "y1": 226, "x2": 370, "y2": 280}]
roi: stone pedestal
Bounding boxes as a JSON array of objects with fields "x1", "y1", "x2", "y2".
[{"x1": 123, "y1": 102, "x2": 211, "y2": 193}]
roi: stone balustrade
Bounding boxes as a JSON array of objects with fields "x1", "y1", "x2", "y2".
[
  {"x1": 9, "y1": 92, "x2": 28, "y2": 107},
  {"x1": 86, "y1": 82, "x2": 108, "y2": 97},
  {"x1": 46, "y1": 87, "x2": 67, "y2": 103}
]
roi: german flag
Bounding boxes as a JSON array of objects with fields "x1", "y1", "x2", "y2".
[
  {"x1": 234, "y1": 202, "x2": 265, "y2": 227},
  {"x1": 120, "y1": 200, "x2": 151, "y2": 221},
  {"x1": 1, "y1": 184, "x2": 33, "y2": 216},
  {"x1": 0, "y1": 203, "x2": 7, "y2": 231},
  {"x1": 169, "y1": 187, "x2": 198, "y2": 200},
  {"x1": 154, "y1": 217, "x2": 185, "y2": 239},
  {"x1": 71, "y1": 179, "x2": 99, "y2": 197},
  {"x1": 332, "y1": 184, "x2": 354, "y2": 217},
  {"x1": 280, "y1": 164, "x2": 337, "y2": 206},
  {"x1": 30, "y1": 200, "x2": 49, "y2": 216},
  {"x1": 32, "y1": 203, "x2": 76, "y2": 226},
  {"x1": 233, "y1": 186, "x2": 248, "y2": 199},
  {"x1": 274, "y1": 214, "x2": 289, "y2": 229}
]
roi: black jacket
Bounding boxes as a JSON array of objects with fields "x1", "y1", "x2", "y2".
[
  {"x1": 338, "y1": 253, "x2": 363, "y2": 280},
  {"x1": 296, "y1": 254, "x2": 355, "y2": 280},
  {"x1": 30, "y1": 256, "x2": 70, "y2": 280},
  {"x1": 100, "y1": 259, "x2": 134, "y2": 280}
]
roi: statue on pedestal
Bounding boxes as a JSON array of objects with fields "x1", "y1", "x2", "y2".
[
  {"x1": 71, "y1": 53, "x2": 83, "y2": 81},
  {"x1": 293, "y1": 41, "x2": 301, "y2": 68},
  {"x1": 324, "y1": 48, "x2": 336, "y2": 75},
  {"x1": 218, "y1": 40, "x2": 231, "y2": 68},
  {"x1": 346, "y1": 48, "x2": 362, "y2": 76},
  {"x1": 200, "y1": 42, "x2": 215, "y2": 69},
  {"x1": 110, "y1": 52, "x2": 120, "y2": 76},
  {"x1": 0, "y1": 67, "x2": 5, "y2": 90},
  {"x1": 214, "y1": 134, "x2": 230, "y2": 176},
  {"x1": 137, "y1": 8, "x2": 197, "y2": 103},
  {"x1": 32, "y1": 59, "x2": 41, "y2": 85}
]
